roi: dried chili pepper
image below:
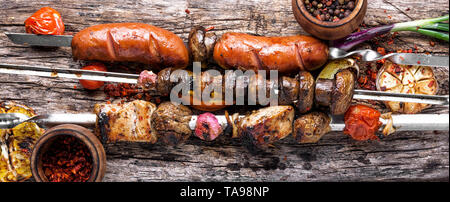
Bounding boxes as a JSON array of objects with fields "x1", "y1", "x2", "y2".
[{"x1": 42, "y1": 135, "x2": 93, "y2": 182}]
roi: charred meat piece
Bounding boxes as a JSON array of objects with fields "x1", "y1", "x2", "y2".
[
  {"x1": 93, "y1": 100, "x2": 157, "y2": 143},
  {"x1": 151, "y1": 102, "x2": 193, "y2": 146},
  {"x1": 296, "y1": 71, "x2": 315, "y2": 114},
  {"x1": 188, "y1": 26, "x2": 217, "y2": 68},
  {"x1": 238, "y1": 105, "x2": 294, "y2": 149},
  {"x1": 293, "y1": 112, "x2": 331, "y2": 143}
]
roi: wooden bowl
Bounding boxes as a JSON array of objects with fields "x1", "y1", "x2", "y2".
[
  {"x1": 31, "y1": 124, "x2": 106, "y2": 182},
  {"x1": 292, "y1": 0, "x2": 367, "y2": 40}
]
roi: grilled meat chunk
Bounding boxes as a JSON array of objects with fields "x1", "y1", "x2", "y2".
[
  {"x1": 238, "y1": 105, "x2": 294, "y2": 149},
  {"x1": 151, "y1": 102, "x2": 193, "y2": 146},
  {"x1": 93, "y1": 100, "x2": 157, "y2": 143},
  {"x1": 293, "y1": 112, "x2": 331, "y2": 143}
]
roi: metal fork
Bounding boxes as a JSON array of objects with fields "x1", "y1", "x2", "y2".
[
  {"x1": 329, "y1": 47, "x2": 449, "y2": 67},
  {"x1": 0, "y1": 113, "x2": 97, "y2": 129}
]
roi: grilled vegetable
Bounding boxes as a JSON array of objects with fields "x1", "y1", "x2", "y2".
[
  {"x1": 188, "y1": 26, "x2": 217, "y2": 68},
  {"x1": 315, "y1": 58, "x2": 358, "y2": 115},
  {"x1": 376, "y1": 60, "x2": 438, "y2": 114},
  {"x1": 0, "y1": 102, "x2": 44, "y2": 182},
  {"x1": 343, "y1": 104, "x2": 382, "y2": 141},
  {"x1": 194, "y1": 112, "x2": 223, "y2": 141}
]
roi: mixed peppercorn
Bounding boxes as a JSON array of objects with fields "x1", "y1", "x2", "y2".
[
  {"x1": 303, "y1": 0, "x2": 357, "y2": 22},
  {"x1": 42, "y1": 135, "x2": 93, "y2": 182}
]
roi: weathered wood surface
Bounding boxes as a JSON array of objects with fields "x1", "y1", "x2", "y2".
[{"x1": 0, "y1": 0, "x2": 448, "y2": 181}]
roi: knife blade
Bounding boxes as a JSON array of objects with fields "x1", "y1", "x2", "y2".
[
  {"x1": 0, "y1": 63, "x2": 448, "y2": 105},
  {"x1": 390, "y1": 53, "x2": 449, "y2": 67},
  {"x1": 5, "y1": 32, "x2": 73, "y2": 47}
]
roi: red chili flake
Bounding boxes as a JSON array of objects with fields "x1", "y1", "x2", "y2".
[
  {"x1": 185, "y1": 9, "x2": 190, "y2": 14},
  {"x1": 384, "y1": 10, "x2": 387, "y2": 13},
  {"x1": 428, "y1": 80, "x2": 435, "y2": 88},
  {"x1": 430, "y1": 41, "x2": 435, "y2": 47},
  {"x1": 417, "y1": 61, "x2": 421, "y2": 64},
  {"x1": 42, "y1": 136, "x2": 92, "y2": 182},
  {"x1": 106, "y1": 101, "x2": 111, "y2": 104},
  {"x1": 387, "y1": 16, "x2": 392, "y2": 19},
  {"x1": 377, "y1": 47, "x2": 386, "y2": 55},
  {"x1": 73, "y1": 85, "x2": 77, "y2": 89},
  {"x1": 405, "y1": 8, "x2": 410, "y2": 11},
  {"x1": 205, "y1": 26, "x2": 215, "y2": 31},
  {"x1": 399, "y1": 56, "x2": 404, "y2": 61}
]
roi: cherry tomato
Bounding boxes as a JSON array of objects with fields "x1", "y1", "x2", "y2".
[
  {"x1": 343, "y1": 104, "x2": 382, "y2": 141},
  {"x1": 79, "y1": 63, "x2": 107, "y2": 90},
  {"x1": 24, "y1": 7, "x2": 65, "y2": 35}
]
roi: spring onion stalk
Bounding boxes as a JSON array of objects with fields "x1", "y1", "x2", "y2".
[
  {"x1": 331, "y1": 15, "x2": 449, "y2": 51},
  {"x1": 421, "y1": 23, "x2": 449, "y2": 32}
]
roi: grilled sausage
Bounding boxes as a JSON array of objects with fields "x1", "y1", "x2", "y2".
[
  {"x1": 72, "y1": 23, "x2": 189, "y2": 70},
  {"x1": 213, "y1": 32, "x2": 328, "y2": 74}
]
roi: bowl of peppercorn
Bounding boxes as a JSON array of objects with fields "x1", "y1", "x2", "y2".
[
  {"x1": 30, "y1": 124, "x2": 106, "y2": 182},
  {"x1": 292, "y1": 0, "x2": 367, "y2": 40}
]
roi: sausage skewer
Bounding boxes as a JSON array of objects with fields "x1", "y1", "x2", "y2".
[{"x1": 0, "y1": 63, "x2": 448, "y2": 113}]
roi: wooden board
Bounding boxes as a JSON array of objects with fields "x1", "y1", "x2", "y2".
[{"x1": 0, "y1": 0, "x2": 448, "y2": 181}]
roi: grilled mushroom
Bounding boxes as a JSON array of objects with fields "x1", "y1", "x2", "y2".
[
  {"x1": 188, "y1": 26, "x2": 217, "y2": 68},
  {"x1": 315, "y1": 58, "x2": 358, "y2": 115}
]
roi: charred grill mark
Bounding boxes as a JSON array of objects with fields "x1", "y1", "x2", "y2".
[
  {"x1": 106, "y1": 30, "x2": 117, "y2": 60},
  {"x1": 295, "y1": 43, "x2": 305, "y2": 71},
  {"x1": 97, "y1": 111, "x2": 110, "y2": 144}
]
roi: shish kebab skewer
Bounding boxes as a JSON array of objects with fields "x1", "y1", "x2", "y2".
[
  {"x1": 0, "y1": 62, "x2": 448, "y2": 112},
  {"x1": 1, "y1": 100, "x2": 448, "y2": 149}
]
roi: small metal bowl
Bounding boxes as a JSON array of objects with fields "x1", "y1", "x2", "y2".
[
  {"x1": 31, "y1": 124, "x2": 106, "y2": 182},
  {"x1": 292, "y1": 0, "x2": 367, "y2": 40}
]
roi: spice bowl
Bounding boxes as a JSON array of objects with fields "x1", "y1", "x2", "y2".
[
  {"x1": 292, "y1": 0, "x2": 367, "y2": 40},
  {"x1": 31, "y1": 124, "x2": 106, "y2": 182}
]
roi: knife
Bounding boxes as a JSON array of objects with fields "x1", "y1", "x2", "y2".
[
  {"x1": 0, "y1": 63, "x2": 448, "y2": 105},
  {"x1": 5, "y1": 32, "x2": 450, "y2": 68}
]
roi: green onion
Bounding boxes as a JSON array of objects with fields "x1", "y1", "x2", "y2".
[{"x1": 332, "y1": 15, "x2": 449, "y2": 50}]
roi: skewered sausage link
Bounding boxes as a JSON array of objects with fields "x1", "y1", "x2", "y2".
[
  {"x1": 188, "y1": 26, "x2": 329, "y2": 74},
  {"x1": 72, "y1": 23, "x2": 189, "y2": 70}
]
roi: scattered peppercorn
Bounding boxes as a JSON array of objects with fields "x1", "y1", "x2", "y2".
[
  {"x1": 304, "y1": 0, "x2": 357, "y2": 22},
  {"x1": 42, "y1": 135, "x2": 93, "y2": 182}
]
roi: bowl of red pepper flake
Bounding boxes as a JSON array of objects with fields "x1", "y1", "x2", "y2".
[
  {"x1": 292, "y1": 0, "x2": 367, "y2": 40},
  {"x1": 31, "y1": 124, "x2": 106, "y2": 182}
]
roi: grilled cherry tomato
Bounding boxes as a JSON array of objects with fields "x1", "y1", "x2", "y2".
[
  {"x1": 343, "y1": 104, "x2": 382, "y2": 141},
  {"x1": 24, "y1": 7, "x2": 65, "y2": 35},
  {"x1": 79, "y1": 63, "x2": 107, "y2": 90}
]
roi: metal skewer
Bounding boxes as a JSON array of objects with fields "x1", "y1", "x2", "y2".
[
  {"x1": 1, "y1": 63, "x2": 448, "y2": 105},
  {"x1": 1, "y1": 112, "x2": 448, "y2": 132}
]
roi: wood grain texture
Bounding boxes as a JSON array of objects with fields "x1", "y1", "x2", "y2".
[{"x1": 0, "y1": 0, "x2": 448, "y2": 181}]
